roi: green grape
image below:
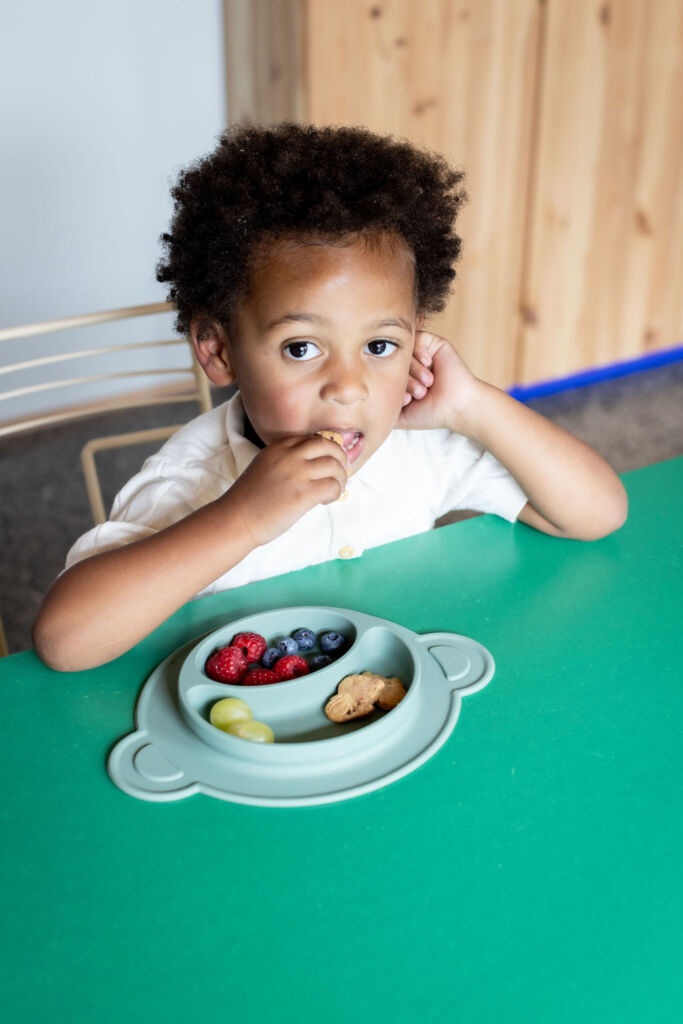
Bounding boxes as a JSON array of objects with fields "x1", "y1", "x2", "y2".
[
  {"x1": 227, "y1": 719, "x2": 275, "y2": 743},
  {"x1": 210, "y1": 697, "x2": 253, "y2": 731}
]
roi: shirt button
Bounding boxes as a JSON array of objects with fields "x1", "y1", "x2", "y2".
[
  {"x1": 338, "y1": 490, "x2": 349, "y2": 502},
  {"x1": 338, "y1": 545, "x2": 355, "y2": 559}
]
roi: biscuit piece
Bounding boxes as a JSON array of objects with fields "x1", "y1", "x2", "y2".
[
  {"x1": 324, "y1": 692, "x2": 374, "y2": 722},
  {"x1": 376, "y1": 676, "x2": 406, "y2": 710},
  {"x1": 324, "y1": 671, "x2": 406, "y2": 723},
  {"x1": 338, "y1": 672, "x2": 385, "y2": 702},
  {"x1": 316, "y1": 429, "x2": 344, "y2": 448}
]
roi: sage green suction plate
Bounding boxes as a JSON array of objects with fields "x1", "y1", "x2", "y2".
[{"x1": 108, "y1": 606, "x2": 494, "y2": 807}]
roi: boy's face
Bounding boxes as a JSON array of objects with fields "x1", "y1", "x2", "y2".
[{"x1": 220, "y1": 234, "x2": 418, "y2": 474}]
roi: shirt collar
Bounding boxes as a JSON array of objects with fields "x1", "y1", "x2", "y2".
[{"x1": 224, "y1": 392, "x2": 261, "y2": 476}]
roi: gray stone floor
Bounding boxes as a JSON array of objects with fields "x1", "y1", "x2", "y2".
[{"x1": 2, "y1": 363, "x2": 682, "y2": 654}]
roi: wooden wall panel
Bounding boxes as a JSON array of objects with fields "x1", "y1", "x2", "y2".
[
  {"x1": 302, "y1": 0, "x2": 541, "y2": 387},
  {"x1": 224, "y1": 0, "x2": 303, "y2": 124},
  {"x1": 518, "y1": 0, "x2": 683, "y2": 383},
  {"x1": 223, "y1": 0, "x2": 683, "y2": 387}
]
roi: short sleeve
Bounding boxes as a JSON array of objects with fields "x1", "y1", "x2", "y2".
[
  {"x1": 64, "y1": 401, "x2": 242, "y2": 570},
  {"x1": 64, "y1": 457, "x2": 212, "y2": 569},
  {"x1": 407, "y1": 429, "x2": 528, "y2": 523}
]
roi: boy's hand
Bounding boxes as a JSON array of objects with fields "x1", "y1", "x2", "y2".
[
  {"x1": 224, "y1": 435, "x2": 349, "y2": 547},
  {"x1": 398, "y1": 331, "x2": 480, "y2": 432},
  {"x1": 399, "y1": 332, "x2": 627, "y2": 542}
]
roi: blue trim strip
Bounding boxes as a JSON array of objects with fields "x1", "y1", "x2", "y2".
[{"x1": 508, "y1": 344, "x2": 683, "y2": 401}]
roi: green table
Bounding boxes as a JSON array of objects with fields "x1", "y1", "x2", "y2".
[{"x1": 2, "y1": 459, "x2": 681, "y2": 1023}]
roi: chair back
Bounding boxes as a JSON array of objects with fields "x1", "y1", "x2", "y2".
[{"x1": 0, "y1": 302, "x2": 213, "y2": 522}]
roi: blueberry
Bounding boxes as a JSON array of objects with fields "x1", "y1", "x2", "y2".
[
  {"x1": 319, "y1": 631, "x2": 346, "y2": 655},
  {"x1": 261, "y1": 647, "x2": 280, "y2": 668},
  {"x1": 276, "y1": 636, "x2": 299, "y2": 656},
  {"x1": 292, "y1": 628, "x2": 316, "y2": 651},
  {"x1": 309, "y1": 654, "x2": 332, "y2": 671}
]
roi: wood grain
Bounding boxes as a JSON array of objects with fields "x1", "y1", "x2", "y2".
[
  {"x1": 303, "y1": 0, "x2": 540, "y2": 387},
  {"x1": 518, "y1": 0, "x2": 683, "y2": 383},
  {"x1": 224, "y1": 0, "x2": 683, "y2": 386},
  {"x1": 224, "y1": 0, "x2": 303, "y2": 123}
]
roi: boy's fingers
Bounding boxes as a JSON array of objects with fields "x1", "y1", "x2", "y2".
[
  {"x1": 405, "y1": 374, "x2": 428, "y2": 400},
  {"x1": 307, "y1": 454, "x2": 349, "y2": 481},
  {"x1": 409, "y1": 356, "x2": 434, "y2": 387},
  {"x1": 272, "y1": 434, "x2": 349, "y2": 467},
  {"x1": 319, "y1": 476, "x2": 347, "y2": 505},
  {"x1": 413, "y1": 331, "x2": 435, "y2": 363},
  {"x1": 415, "y1": 330, "x2": 449, "y2": 365},
  {"x1": 310, "y1": 461, "x2": 348, "y2": 504},
  {"x1": 309, "y1": 436, "x2": 350, "y2": 469}
]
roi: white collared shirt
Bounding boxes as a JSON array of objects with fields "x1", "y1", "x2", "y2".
[{"x1": 65, "y1": 394, "x2": 527, "y2": 595}]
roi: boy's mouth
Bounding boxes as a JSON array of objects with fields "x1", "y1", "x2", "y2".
[{"x1": 327, "y1": 429, "x2": 365, "y2": 465}]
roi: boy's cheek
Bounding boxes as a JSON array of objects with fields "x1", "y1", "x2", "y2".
[{"x1": 241, "y1": 385, "x2": 309, "y2": 439}]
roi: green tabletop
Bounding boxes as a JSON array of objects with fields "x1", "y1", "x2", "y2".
[{"x1": 2, "y1": 458, "x2": 681, "y2": 1023}]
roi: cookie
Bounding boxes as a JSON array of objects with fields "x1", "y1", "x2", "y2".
[
  {"x1": 376, "y1": 676, "x2": 406, "y2": 710},
  {"x1": 338, "y1": 672, "x2": 385, "y2": 702},
  {"x1": 324, "y1": 692, "x2": 375, "y2": 722},
  {"x1": 316, "y1": 429, "x2": 344, "y2": 448},
  {"x1": 324, "y1": 671, "x2": 406, "y2": 723}
]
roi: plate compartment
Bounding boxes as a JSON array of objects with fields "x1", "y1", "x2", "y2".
[{"x1": 107, "y1": 606, "x2": 494, "y2": 807}]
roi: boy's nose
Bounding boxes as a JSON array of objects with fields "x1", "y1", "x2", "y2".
[{"x1": 320, "y1": 359, "x2": 369, "y2": 405}]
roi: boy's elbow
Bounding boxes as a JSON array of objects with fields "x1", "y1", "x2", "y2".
[
  {"x1": 32, "y1": 612, "x2": 73, "y2": 672},
  {"x1": 32, "y1": 606, "x2": 94, "y2": 673},
  {"x1": 598, "y1": 480, "x2": 628, "y2": 538},
  {"x1": 577, "y1": 482, "x2": 628, "y2": 541}
]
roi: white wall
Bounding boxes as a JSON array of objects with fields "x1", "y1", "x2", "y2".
[{"x1": 0, "y1": 0, "x2": 227, "y2": 424}]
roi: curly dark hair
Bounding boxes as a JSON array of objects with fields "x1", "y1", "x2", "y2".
[{"x1": 157, "y1": 123, "x2": 467, "y2": 336}]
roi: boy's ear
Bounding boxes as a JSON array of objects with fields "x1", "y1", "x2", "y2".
[
  {"x1": 416, "y1": 312, "x2": 426, "y2": 330},
  {"x1": 189, "y1": 317, "x2": 236, "y2": 386}
]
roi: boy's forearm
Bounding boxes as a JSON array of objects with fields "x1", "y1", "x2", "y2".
[
  {"x1": 450, "y1": 382, "x2": 627, "y2": 540},
  {"x1": 32, "y1": 496, "x2": 257, "y2": 672}
]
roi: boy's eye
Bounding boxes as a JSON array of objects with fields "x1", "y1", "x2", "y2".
[
  {"x1": 365, "y1": 339, "x2": 398, "y2": 357},
  {"x1": 284, "y1": 341, "x2": 321, "y2": 361}
]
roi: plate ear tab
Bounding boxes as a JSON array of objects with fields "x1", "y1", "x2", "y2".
[
  {"x1": 418, "y1": 633, "x2": 495, "y2": 696},
  {"x1": 108, "y1": 732, "x2": 198, "y2": 802},
  {"x1": 427, "y1": 644, "x2": 472, "y2": 682},
  {"x1": 133, "y1": 743, "x2": 184, "y2": 783}
]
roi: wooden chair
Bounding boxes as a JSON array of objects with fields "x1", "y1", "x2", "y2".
[
  {"x1": 0, "y1": 303, "x2": 213, "y2": 655},
  {"x1": 0, "y1": 301, "x2": 212, "y2": 523}
]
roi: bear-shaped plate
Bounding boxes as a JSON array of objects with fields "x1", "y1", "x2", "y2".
[{"x1": 108, "y1": 606, "x2": 494, "y2": 807}]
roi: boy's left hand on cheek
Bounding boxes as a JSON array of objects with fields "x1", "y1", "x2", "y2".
[{"x1": 398, "y1": 330, "x2": 479, "y2": 431}]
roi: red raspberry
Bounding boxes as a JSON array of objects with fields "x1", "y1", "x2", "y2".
[
  {"x1": 231, "y1": 631, "x2": 267, "y2": 662},
  {"x1": 242, "y1": 668, "x2": 280, "y2": 686},
  {"x1": 205, "y1": 645, "x2": 248, "y2": 683},
  {"x1": 275, "y1": 655, "x2": 310, "y2": 680}
]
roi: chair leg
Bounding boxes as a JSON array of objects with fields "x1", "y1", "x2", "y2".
[
  {"x1": 0, "y1": 615, "x2": 9, "y2": 658},
  {"x1": 80, "y1": 441, "x2": 107, "y2": 525},
  {"x1": 80, "y1": 426, "x2": 182, "y2": 526}
]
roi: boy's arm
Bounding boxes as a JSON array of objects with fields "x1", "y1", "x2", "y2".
[
  {"x1": 449, "y1": 382, "x2": 627, "y2": 539},
  {"x1": 399, "y1": 332, "x2": 627, "y2": 541},
  {"x1": 33, "y1": 435, "x2": 348, "y2": 671},
  {"x1": 33, "y1": 496, "x2": 256, "y2": 672}
]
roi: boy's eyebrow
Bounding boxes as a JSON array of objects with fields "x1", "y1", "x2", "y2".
[
  {"x1": 265, "y1": 312, "x2": 329, "y2": 331},
  {"x1": 370, "y1": 317, "x2": 413, "y2": 332},
  {"x1": 265, "y1": 312, "x2": 413, "y2": 332}
]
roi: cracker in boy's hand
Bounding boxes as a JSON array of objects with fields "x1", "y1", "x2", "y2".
[{"x1": 316, "y1": 430, "x2": 344, "y2": 448}]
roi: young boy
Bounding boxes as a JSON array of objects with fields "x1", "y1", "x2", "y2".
[{"x1": 33, "y1": 123, "x2": 627, "y2": 671}]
